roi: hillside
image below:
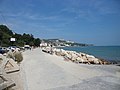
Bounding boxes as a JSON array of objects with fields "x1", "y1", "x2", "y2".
[
  {"x1": 0, "y1": 25, "x2": 41, "y2": 47},
  {"x1": 0, "y1": 24, "x2": 93, "y2": 47}
]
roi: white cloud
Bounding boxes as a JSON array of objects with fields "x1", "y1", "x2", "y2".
[
  {"x1": 1, "y1": 0, "x2": 119, "y2": 35},
  {"x1": 59, "y1": 0, "x2": 120, "y2": 21}
]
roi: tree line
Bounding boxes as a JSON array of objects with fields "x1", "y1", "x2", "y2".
[{"x1": 0, "y1": 25, "x2": 41, "y2": 47}]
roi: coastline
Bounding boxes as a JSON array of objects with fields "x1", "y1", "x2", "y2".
[
  {"x1": 56, "y1": 46, "x2": 120, "y2": 64},
  {"x1": 42, "y1": 46, "x2": 111, "y2": 65},
  {"x1": 1, "y1": 48, "x2": 120, "y2": 90},
  {"x1": 21, "y1": 48, "x2": 120, "y2": 90}
]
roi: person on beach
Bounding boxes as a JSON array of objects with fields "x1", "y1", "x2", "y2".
[{"x1": 50, "y1": 44, "x2": 53, "y2": 54}]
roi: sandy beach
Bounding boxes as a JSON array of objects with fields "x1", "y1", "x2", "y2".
[{"x1": 21, "y1": 48, "x2": 120, "y2": 90}]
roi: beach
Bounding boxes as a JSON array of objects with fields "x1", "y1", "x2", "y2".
[{"x1": 21, "y1": 48, "x2": 120, "y2": 90}]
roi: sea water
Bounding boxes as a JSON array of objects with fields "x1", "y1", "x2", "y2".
[{"x1": 59, "y1": 46, "x2": 120, "y2": 63}]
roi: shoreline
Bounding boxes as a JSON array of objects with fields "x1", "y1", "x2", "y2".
[
  {"x1": 21, "y1": 48, "x2": 120, "y2": 90},
  {"x1": 42, "y1": 46, "x2": 111, "y2": 65},
  {"x1": 1, "y1": 48, "x2": 120, "y2": 90},
  {"x1": 56, "y1": 46, "x2": 120, "y2": 64}
]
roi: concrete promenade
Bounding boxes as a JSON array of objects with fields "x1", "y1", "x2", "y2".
[{"x1": 21, "y1": 48, "x2": 120, "y2": 90}]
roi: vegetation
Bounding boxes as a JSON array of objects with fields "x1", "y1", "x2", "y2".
[
  {"x1": 0, "y1": 24, "x2": 92, "y2": 47},
  {"x1": 0, "y1": 25, "x2": 41, "y2": 47}
]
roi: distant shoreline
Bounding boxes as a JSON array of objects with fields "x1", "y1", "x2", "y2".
[{"x1": 56, "y1": 46, "x2": 120, "y2": 64}]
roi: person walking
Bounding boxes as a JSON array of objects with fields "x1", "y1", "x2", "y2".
[{"x1": 50, "y1": 44, "x2": 53, "y2": 54}]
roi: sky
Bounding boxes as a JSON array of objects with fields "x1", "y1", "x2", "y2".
[{"x1": 0, "y1": 0, "x2": 120, "y2": 46}]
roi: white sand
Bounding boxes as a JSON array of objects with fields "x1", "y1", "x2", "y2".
[{"x1": 21, "y1": 48, "x2": 120, "y2": 90}]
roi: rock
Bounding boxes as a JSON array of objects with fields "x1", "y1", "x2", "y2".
[
  {"x1": 6, "y1": 50, "x2": 14, "y2": 60},
  {"x1": 92, "y1": 58, "x2": 100, "y2": 64},
  {"x1": 65, "y1": 52, "x2": 72, "y2": 60},
  {"x1": 13, "y1": 49, "x2": 23, "y2": 64},
  {"x1": 6, "y1": 49, "x2": 23, "y2": 64},
  {"x1": 42, "y1": 47, "x2": 110, "y2": 65},
  {"x1": 0, "y1": 54, "x2": 4, "y2": 60},
  {"x1": 86, "y1": 54, "x2": 95, "y2": 58},
  {"x1": 71, "y1": 53, "x2": 78, "y2": 62},
  {"x1": 76, "y1": 57, "x2": 85, "y2": 63}
]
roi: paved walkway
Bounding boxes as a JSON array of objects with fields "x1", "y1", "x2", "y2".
[{"x1": 21, "y1": 48, "x2": 120, "y2": 90}]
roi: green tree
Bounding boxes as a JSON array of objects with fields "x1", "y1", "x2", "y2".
[
  {"x1": 0, "y1": 31, "x2": 3, "y2": 46},
  {"x1": 0, "y1": 24, "x2": 42, "y2": 47},
  {"x1": 0, "y1": 25, "x2": 13, "y2": 35},
  {"x1": 34, "y1": 38, "x2": 41, "y2": 47}
]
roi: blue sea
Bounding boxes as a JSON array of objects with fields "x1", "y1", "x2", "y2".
[{"x1": 58, "y1": 46, "x2": 120, "y2": 63}]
